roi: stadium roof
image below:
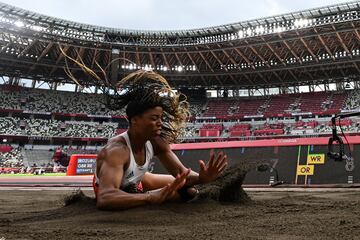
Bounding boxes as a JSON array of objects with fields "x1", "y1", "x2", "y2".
[{"x1": 0, "y1": 1, "x2": 359, "y2": 89}]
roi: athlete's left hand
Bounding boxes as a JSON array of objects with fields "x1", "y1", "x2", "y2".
[{"x1": 198, "y1": 149, "x2": 228, "y2": 184}]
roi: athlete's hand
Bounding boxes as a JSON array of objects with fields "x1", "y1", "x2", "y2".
[
  {"x1": 147, "y1": 168, "x2": 190, "y2": 204},
  {"x1": 198, "y1": 149, "x2": 227, "y2": 184}
]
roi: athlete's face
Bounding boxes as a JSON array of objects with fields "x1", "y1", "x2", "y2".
[{"x1": 134, "y1": 106, "x2": 163, "y2": 138}]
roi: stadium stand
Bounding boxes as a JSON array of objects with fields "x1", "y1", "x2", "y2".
[
  {"x1": 0, "y1": 117, "x2": 117, "y2": 138},
  {"x1": 0, "y1": 86, "x2": 359, "y2": 143},
  {"x1": 263, "y1": 94, "x2": 298, "y2": 116},
  {"x1": 0, "y1": 147, "x2": 24, "y2": 168},
  {"x1": 0, "y1": 86, "x2": 124, "y2": 115},
  {"x1": 343, "y1": 89, "x2": 360, "y2": 110}
]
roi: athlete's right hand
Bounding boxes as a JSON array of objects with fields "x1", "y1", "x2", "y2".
[{"x1": 147, "y1": 168, "x2": 190, "y2": 204}]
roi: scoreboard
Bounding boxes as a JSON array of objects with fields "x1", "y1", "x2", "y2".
[{"x1": 66, "y1": 154, "x2": 97, "y2": 176}]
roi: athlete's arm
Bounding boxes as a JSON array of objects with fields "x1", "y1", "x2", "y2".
[
  {"x1": 152, "y1": 137, "x2": 228, "y2": 185},
  {"x1": 96, "y1": 143, "x2": 187, "y2": 210}
]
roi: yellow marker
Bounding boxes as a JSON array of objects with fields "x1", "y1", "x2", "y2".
[
  {"x1": 297, "y1": 165, "x2": 314, "y2": 175},
  {"x1": 307, "y1": 154, "x2": 325, "y2": 165}
]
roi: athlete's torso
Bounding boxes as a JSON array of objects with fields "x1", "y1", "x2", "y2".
[{"x1": 95, "y1": 131, "x2": 154, "y2": 193}]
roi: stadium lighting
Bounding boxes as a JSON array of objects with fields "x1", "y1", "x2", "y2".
[
  {"x1": 31, "y1": 25, "x2": 44, "y2": 32},
  {"x1": 246, "y1": 28, "x2": 252, "y2": 36},
  {"x1": 274, "y1": 26, "x2": 284, "y2": 33},
  {"x1": 238, "y1": 30, "x2": 244, "y2": 38},
  {"x1": 163, "y1": 66, "x2": 168, "y2": 71},
  {"x1": 294, "y1": 18, "x2": 311, "y2": 28},
  {"x1": 255, "y1": 26, "x2": 265, "y2": 34},
  {"x1": 177, "y1": 66, "x2": 183, "y2": 72},
  {"x1": 144, "y1": 64, "x2": 151, "y2": 71},
  {"x1": 14, "y1": 20, "x2": 24, "y2": 28}
]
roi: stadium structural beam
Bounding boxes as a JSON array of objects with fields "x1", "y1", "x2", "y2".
[
  {"x1": 320, "y1": 66, "x2": 331, "y2": 79},
  {"x1": 298, "y1": 37, "x2": 319, "y2": 63},
  {"x1": 353, "y1": 62, "x2": 360, "y2": 74},
  {"x1": 235, "y1": 70, "x2": 255, "y2": 85},
  {"x1": 256, "y1": 72, "x2": 268, "y2": 84},
  {"x1": 351, "y1": 22, "x2": 360, "y2": 42},
  {"x1": 160, "y1": 48, "x2": 171, "y2": 71},
  {"x1": 184, "y1": 49, "x2": 201, "y2": 73},
  {"x1": 68, "y1": 47, "x2": 85, "y2": 77},
  {"x1": 0, "y1": 41, "x2": 12, "y2": 53},
  {"x1": 332, "y1": 24, "x2": 352, "y2": 59},
  {"x1": 135, "y1": 46, "x2": 141, "y2": 66},
  {"x1": 17, "y1": 39, "x2": 37, "y2": 59},
  {"x1": 313, "y1": 28, "x2": 335, "y2": 61},
  {"x1": 86, "y1": 26, "x2": 360, "y2": 57},
  {"x1": 91, "y1": 49, "x2": 99, "y2": 69},
  {"x1": 221, "y1": 48, "x2": 241, "y2": 71},
  {"x1": 148, "y1": 48, "x2": 156, "y2": 69},
  {"x1": 232, "y1": 47, "x2": 256, "y2": 70},
  {"x1": 49, "y1": 45, "x2": 70, "y2": 76},
  {"x1": 173, "y1": 49, "x2": 184, "y2": 68},
  {"x1": 228, "y1": 75, "x2": 239, "y2": 85},
  {"x1": 110, "y1": 50, "x2": 120, "y2": 85},
  {"x1": 288, "y1": 69, "x2": 299, "y2": 82},
  {"x1": 209, "y1": 49, "x2": 228, "y2": 72},
  {"x1": 249, "y1": 46, "x2": 271, "y2": 68},
  {"x1": 262, "y1": 38, "x2": 286, "y2": 67},
  {"x1": 271, "y1": 70, "x2": 285, "y2": 84},
  {"x1": 195, "y1": 47, "x2": 215, "y2": 73},
  {"x1": 37, "y1": 42, "x2": 54, "y2": 62},
  {"x1": 55, "y1": 45, "x2": 69, "y2": 64},
  {"x1": 280, "y1": 36, "x2": 303, "y2": 64}
]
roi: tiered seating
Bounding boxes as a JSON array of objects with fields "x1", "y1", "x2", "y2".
[
  {"x1": 0, "y1": 117, "x2": 23, "y2": 135},
  {"x1": 0, "y1": 86, "x2": 124, "y2": 116},
  {"x1": 263, "y1": 94, "x2": 298, "y2": 116},
  {"x1": 203, "y1": 100, "x2": 234, "y2": 117},
  {"x1": 231, "y1": 99, "x2": 267, "y2": 117},
  {"x1": 295, "y1": 120, "x2": 318, "y2": 129},
  {"x1": 327, "y1": 119, "x2": 352, "y2": 127},
  {"x1": 23, "y1": 149, "x2": 54, "y2": 167},
  {"x1": 328, "y1": 92, "x2": 346, "y2": 113},
  {"x1": 189, "y1": 100, "x2": 205, "y2": 117},
  {"x1": 199, "y1": 124, "x2": 223, "y2": 137},
  {"x1": 0, "y1": 117, "x2": 117, "y2": 138},
  {"x1": 343, "y1": 89, "x2": 360, "y2": 110},
  {"x1": 297, "y1": 92, "x2": 329, "y2": 113},
  {"x1": 0, "y1": 147, "x2": 23, "y2": 168},
  {"x1": 229, "y1": 124, "x2": 251, "y2": 137},
  {"x1": 182, "y1": 126, "x2": 198, "y2": 138},
  {"x1": 253, "y1": 123, "x2": 285, "y2": 136}
]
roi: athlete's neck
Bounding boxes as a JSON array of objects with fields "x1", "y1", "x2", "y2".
[{"x1": 127, "y1": 128, "x2": 147, "y2": 153}]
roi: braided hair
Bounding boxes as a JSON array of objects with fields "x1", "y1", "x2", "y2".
[{"x1": 60, "y1": 46, "x2": 189, "y2": 143}]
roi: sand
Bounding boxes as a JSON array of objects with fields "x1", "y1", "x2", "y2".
[{"x1": 1, "y1": 188, "x2": 360, "y2": 240}]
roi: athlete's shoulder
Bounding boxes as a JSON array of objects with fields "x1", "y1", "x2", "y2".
[
  {"x1": 98, "y1": 139, "x2": 129, "y2": 164},
  {"x1": 150, "y1": 136, "x2": 171, "y2": 155},
  {"x1": 108, "y1": 134, "x2": 126, "y2": 145}
]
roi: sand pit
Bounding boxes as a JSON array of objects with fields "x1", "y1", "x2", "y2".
[
  {"x1": 1, "y1": 187, "x2": 360, "y2": 240},
  {"x1": 194, "y1": 164, "x2": 250, "y2": 203}
]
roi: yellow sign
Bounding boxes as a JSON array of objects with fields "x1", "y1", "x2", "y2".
[
  {"x1": 307, "y1": 154, "x2": 325, "y2": 165},
  {"x1": 297, "y1": 165, "x2": 314, "y2": 175}
]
